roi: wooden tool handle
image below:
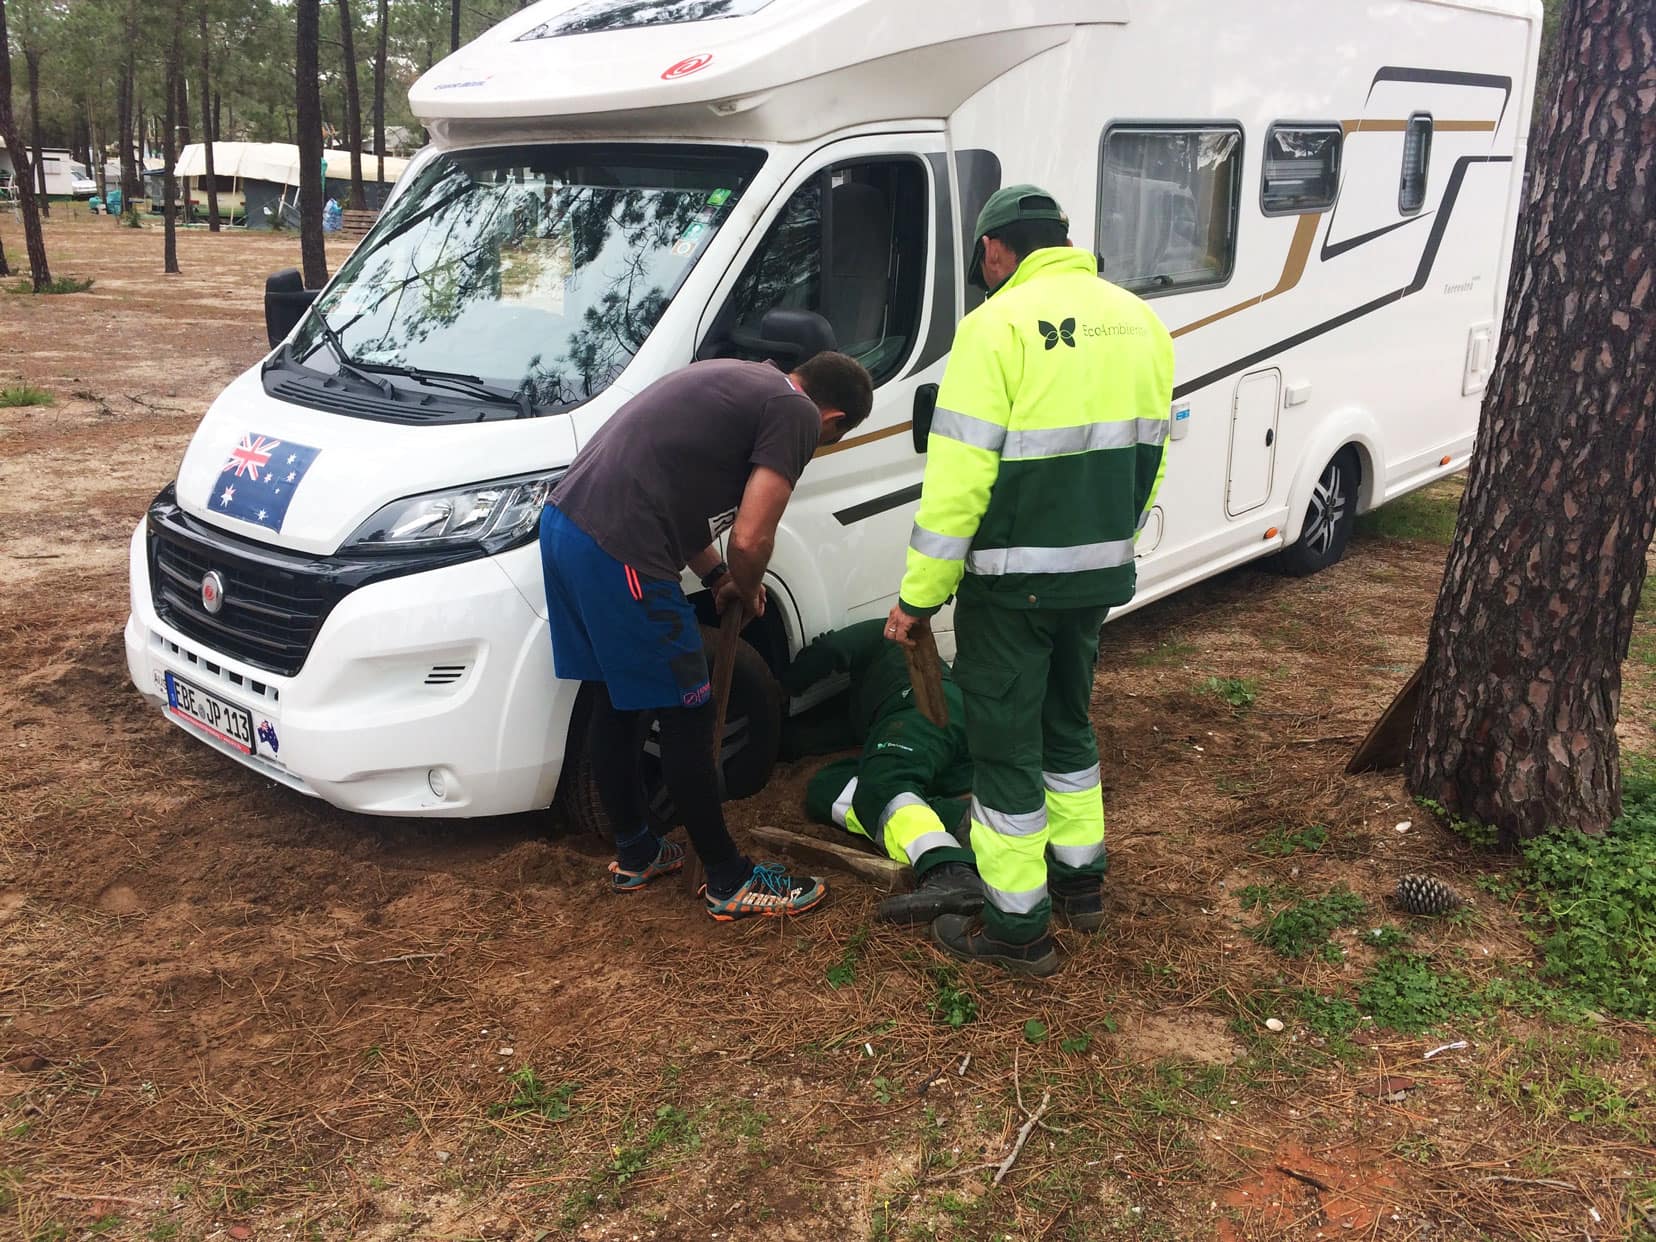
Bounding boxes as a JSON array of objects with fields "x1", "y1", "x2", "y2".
[
  {"x1": 904, "y1": 628, "x2": 949, "y2": 728},
  {"x1": 710, "y1": 604, "x2": 743, "y2": 760}
]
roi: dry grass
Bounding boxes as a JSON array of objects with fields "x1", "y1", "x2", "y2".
[{"x1": 0, "y1": 210, "x2": 1652, "y2": 1241}]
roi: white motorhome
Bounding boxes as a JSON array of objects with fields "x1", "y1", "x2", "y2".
[{"x1": 124, "y1": 0, "x2": 1541, "y2": 824}]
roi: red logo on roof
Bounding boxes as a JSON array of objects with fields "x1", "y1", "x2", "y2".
[{"x1": 661, "y1": 53, "x2": 713, "y2": 80}]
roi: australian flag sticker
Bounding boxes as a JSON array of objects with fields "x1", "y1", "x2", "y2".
[{"x1": 214, "y1": 432, "x2": 321, "y2": 533}]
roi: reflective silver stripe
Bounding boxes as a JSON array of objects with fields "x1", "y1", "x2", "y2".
[
  {"x1": 904, "y1": 831, "x2": 961, "y2": 865},
  {"x1": 971, "y1": 797, "x2": 1047, "y2": 838},
  {"x1": 879, "y1": 791, "x2": 927, "y2": 832},
  {"x1": 1002, "y1": 417, "x2": 1167, "y2": 460},
  {"x1": 966, "y1": 539, "x2": 1137, "y2": 576},
  {"x1": 984, "y1": 880, "x2": 1049, "y2": 914},
  {"x1": 909, "y1": 523, "x2": 973, "y2": 561},
  {"x1": 1049, "y1": 841, "x2": 1105, "y2": 868},
  {"x1": 830, "y1": 777, "x2": 859, "y2": 828},
  {"x1": 931, "y1": 407, "x2": 1007, "y2": 453},
  {"x1": 1043, "y1": 764, "x2": 1101, "y2": 794}
]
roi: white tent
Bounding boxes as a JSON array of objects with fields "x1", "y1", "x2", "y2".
[{"x1": 174, "y1": 141, "x2": 411, "y2": 186}]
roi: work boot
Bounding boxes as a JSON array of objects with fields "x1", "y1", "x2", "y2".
[
  {"x1": 1051, "y1": 876, "x2": 1105, "y2": 932},
  {"x1": 875, "y1": 862, "x2": 984, "y2": 924},
  {"x1": 930, "y1": 913, "x2": 1059, "y2": 977}
]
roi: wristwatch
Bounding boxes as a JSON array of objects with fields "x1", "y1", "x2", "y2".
[{"x1": 699, "y1": 561, "x2": 730, "y2": 590}]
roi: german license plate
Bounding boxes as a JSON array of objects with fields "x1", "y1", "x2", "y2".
[{"x1": 165, "y1": 671, "x2": 255, "y2": 754}]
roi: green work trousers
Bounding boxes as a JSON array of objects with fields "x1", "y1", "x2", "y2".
[
  {"x1": 805, "y1": 686, "x2": 975, "y2": 877},
  {"x1": 953, "y1": 598, "x2": 1109, "y2": 943}
]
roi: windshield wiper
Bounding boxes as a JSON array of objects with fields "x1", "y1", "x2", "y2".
[
  {"x1": 349, "y1": 360, "x2": 534, "y2": 418},
  {"x1": 308, "y1": 314, "x2": 400, "y2": 397}
]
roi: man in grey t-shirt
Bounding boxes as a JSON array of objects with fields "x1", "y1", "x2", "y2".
[{"x1": 542, "y1": 352, "x2": 874, "y2": 920}]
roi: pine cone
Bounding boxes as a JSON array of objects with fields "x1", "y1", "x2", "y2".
[{"x1": 1395, "y1": 874, "x2": 1462, "y2": 916}]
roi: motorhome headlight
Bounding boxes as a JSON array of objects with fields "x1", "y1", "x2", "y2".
[{"x1": 344, "y1": 471, "x2": 563, "y2": 552}]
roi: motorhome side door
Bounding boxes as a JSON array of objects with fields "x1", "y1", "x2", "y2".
[
  {"x1": 1226, "y1": 368, "x2": 1281, "y2": 516},
  {"x1": 697, "y1": 133, "x2": 956, "y2": 629}
]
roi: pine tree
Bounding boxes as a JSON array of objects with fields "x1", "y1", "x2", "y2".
[{"x1": 1407, "y1": 0, "x2": 1655, "y2": 838}]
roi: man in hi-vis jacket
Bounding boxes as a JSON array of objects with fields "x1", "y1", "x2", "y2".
[{"x1": 885, "y1": 185, "x2": 1174, "y2": 976}]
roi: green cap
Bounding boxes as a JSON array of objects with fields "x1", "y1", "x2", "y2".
[{"x1": 967, "y1": 183, "x2": 1069, "y2": 290}]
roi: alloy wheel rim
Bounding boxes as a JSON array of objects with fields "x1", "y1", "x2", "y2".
[{"x1": 1304, "y1": 462, "x2": 1348, "y2": 556}]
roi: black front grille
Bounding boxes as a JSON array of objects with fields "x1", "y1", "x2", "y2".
[{"x1": 145, "y1": 487, "x2": 484, "y2": 678}]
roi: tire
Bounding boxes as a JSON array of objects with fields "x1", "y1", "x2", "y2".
[
  {"x1": 552, "y1": 625, "x2": 784, "y2": 839},
  {"x1": 1274, "y1": 448, "x2": 1359, "y2": 578}
]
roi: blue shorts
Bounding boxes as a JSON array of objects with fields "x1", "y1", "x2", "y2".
[{"x1": 540, "y1": 505, "x2": 712, "y2": 712}]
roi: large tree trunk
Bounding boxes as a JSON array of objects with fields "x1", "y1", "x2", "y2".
[
  {"x1": 1406, "y1": 0, "x2": 1656, "y2": 839},
  {"x1": 24, "y1": 45, "x2": 46, "y2": 217},
  {"x1": 0, "y1": 231, "x2": 8, "y2": 277},
  {"x1": 162, "y1": 2, "x2": 183, "y2": 274},
  {"x1": 372, "y1": 0, "x2": 387, "y2": 192},
  {"x1": 337, "y1": 0, "x2": 365, "y2": 209},
  {"x1": 449, "y1": 0, "x2": 460, "y2": 52},
  {"x1": 295, "y1": 0, "x2": 328, "y2": 287},
  {"x1": 199, "y1": 0, "x2": 219, "y2": 231},
  {"x1": 0, "y1": 0, "x2": 50, "y2": 288},
  {"x1": 117, "y1": 56, "x2": 136, "y2": 206}
]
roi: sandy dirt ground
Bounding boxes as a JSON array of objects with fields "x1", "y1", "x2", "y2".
[{"x1": 1, "y1": 211, "x2": 1651, "y2": 1241}]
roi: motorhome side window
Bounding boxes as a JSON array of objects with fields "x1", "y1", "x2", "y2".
[
  {"x1": 1400, "y1": 113, "x2": 1433, "y2": 214},
  {"x1": 1261, "y1": 124, "x2": 1342, "y2": 215},
  {"x1": 1096, "y1": 125, "x2": 1242, "y2": 296},
  {"x1": 717, "y1": 160, "x2": 928, "y2": 384}
]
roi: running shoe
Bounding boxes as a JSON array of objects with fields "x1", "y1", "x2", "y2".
[
  {"x1": 608, "y1": 837, "x2": 685, "y2": 892},
  {"x1": 703, "y1": 861, "x2": 827, "y2": 921}
]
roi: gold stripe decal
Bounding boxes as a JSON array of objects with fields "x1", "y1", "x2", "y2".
[{"x1": 1170, "y1": 212, "x2": 1320, "y2": 340}]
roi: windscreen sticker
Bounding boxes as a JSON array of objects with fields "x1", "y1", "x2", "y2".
[
  {"x1": 214, "y1": 433, "x2": 321, "y2": 534},
  {"x1": 499, "y1": 234, "x2": 572, "y2": 314}
]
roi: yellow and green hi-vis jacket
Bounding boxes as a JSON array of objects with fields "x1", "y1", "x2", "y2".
[{"x1": 899, "y1": 247, "x2": 1175, "y2": 615}]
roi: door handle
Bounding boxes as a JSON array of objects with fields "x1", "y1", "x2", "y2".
[
  {"x1": 912, "y1": 383, "x2": 939, "y2": 453},
  {"x1": 1265, "y1": 428, "x2": 1275, "y2": 448}
]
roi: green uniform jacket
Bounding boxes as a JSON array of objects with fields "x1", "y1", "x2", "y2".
[
  {"x1": 782, "y1": 619, "x2": 956, "y2": 737},
  {"x1": 899, "y1": 248, "x2": 1175, "y2": 615}
]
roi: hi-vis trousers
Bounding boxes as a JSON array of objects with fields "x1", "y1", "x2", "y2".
[
  {"x1": 953, "y1": 598, "x2": 1109, "y2": 943},
  {"x1": 805, "y1": 686, "x2": 975, "y2": 878}
]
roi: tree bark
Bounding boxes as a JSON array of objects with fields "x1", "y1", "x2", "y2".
[
  {"x1": 449, "y1": 0, "x2": 460, "y2": 52},
  {"x1": 337, "y1": 0, "x2": 365, "y2": 209},
  {"x1": 0, "y1": 231, "x2": 8, "y2": 277},
  {"x1": 0, "y1": 0, "x2": 50, "y2": 288},
  {"x1": 199, "y1": 0, "x2": 219, "y2": 231},
  {"x1": 117, "y1": 54, "x2": 136, "y2": 206},
  {"x1": 295, "y1": 0, "x2": 328, "y2": 287},
  {"x1": 373, "y1": 0, "x2": 387, "y2": 192},
  {"x1": 24, "y1": 45, "x2": 46, "y2": 217},
  {"x1": 1406, "y1": 0, "x2": 1656, "y2": 839},
  {"x1": 162, "y1": 1, "x2": 183, "y2": 273}
]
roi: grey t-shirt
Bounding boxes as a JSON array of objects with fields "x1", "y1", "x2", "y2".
[{"x1": 551, "y1": 359, "x2": 820, "y2": 582}]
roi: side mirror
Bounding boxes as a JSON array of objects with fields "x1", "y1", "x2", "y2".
[
  {"x1": 912, "y1": 383, "x2": 939, "y2": 453},
  {"x1": 727, "y1": 308, "x2": 838, "y2": 367},
  {"x1": 264, "y1": 267, "x2": 321, "y2": 349}
]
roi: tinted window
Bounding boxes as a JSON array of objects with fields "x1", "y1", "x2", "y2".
[
  {"x1": 292, "y1": 144, "x2": 763, "y2": 413},
  {"x1": 1400, "y1": 113, "x2": 1433, "y2": 214},
  {"x1": 1097, "y1": 125, "x2": 1242, "y2": 296},
  {"x1": 515, "y1": 0, "x2": 776, "y2": 40},
  {"x1": 1261, "y1": 124, "x2": 1342, "y2": 215},
  {"x1": 716, "y1": 160, "x2": 928, "y2": 384}
]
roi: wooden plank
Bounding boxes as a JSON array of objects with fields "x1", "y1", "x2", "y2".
[
  {"x1": 1346, "y1": 662, "x2": 1424, "y2": 774},
  {"x1": 748, "y1": 824, "x2": 913, "y2": 893},
  {"x1": 904, "y1": 629, "x2": 949, "y2": 728}
]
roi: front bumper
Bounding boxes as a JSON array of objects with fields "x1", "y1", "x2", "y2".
[{"x1": 125, "y1": 519, "x2": 576, "y2": 817}]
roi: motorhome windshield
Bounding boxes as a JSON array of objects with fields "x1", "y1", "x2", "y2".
[{"x1": 290, "y1": 143, "x2": 764, "y2": 414}]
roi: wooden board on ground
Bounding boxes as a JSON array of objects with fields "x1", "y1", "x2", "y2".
[
  {"x1": 748, "y1": 824, "x2": 913, "y2": 893},
  {"x1": 1346, "y1": 662, "x2": 1424, "y2": 774}
]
